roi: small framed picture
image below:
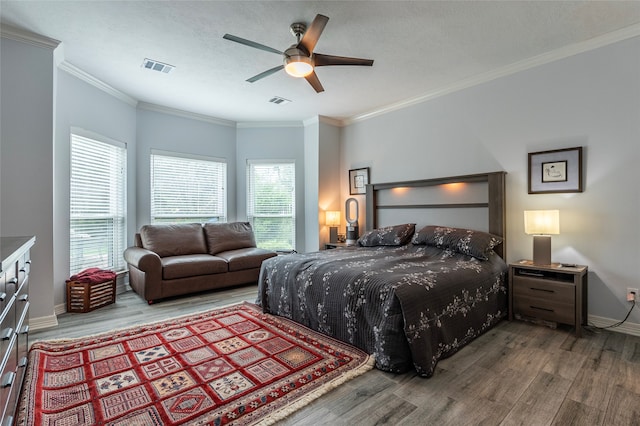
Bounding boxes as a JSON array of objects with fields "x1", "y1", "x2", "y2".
[
  {"x1": 528, "y1": 147, "x2": 583, "y2": 194},
  {"x1": 349, "y1": 167, "x2": 369, "y2": 195}
]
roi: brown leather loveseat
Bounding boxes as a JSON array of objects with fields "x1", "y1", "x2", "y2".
[{"x1": 123, "y1": 222, "x2": 277, "y2": 303}]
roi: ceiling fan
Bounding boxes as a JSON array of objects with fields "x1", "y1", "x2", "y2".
[{"x1": 223, "y1": 14, "x2": 374, "y2": 93}]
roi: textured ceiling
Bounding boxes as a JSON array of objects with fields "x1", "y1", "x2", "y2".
[{"x1": 2, "y1": 1, "x2": 640, "y2": 124}]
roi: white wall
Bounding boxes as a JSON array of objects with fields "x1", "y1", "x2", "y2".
[
  {"x1": 53, "y1": 69, "x2": 137, "y2": 314},
  {"x1": 135, "y1": 108, "x2": 237, "y2": 229},
  {"x1": 341, "y1": 36, "x2": 640, "y2": 325},
  {"x1": 1, "y1": 36, "x2": 56, "y2": 321},
  {"x1": 236, "y1": 125, "x2": 306, "y2": 252}
]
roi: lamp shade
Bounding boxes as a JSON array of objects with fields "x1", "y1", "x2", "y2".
[
  {"x1": 325, "y1": 211, "x2": 341, "y2": 227},
  {"x1": 524, "y1": 210, "x2": 560, "y2": 235}
]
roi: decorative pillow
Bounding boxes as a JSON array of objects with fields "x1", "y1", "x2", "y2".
[
  {"x1": 203, "y1": 222, "x2": 257, "y2": 255},
  {"x1": 357, "y1": 223, "x2": 416, "y2": 247},
  {"x1": 411, "y1": 225, "x2": 502, "y2": 260}
]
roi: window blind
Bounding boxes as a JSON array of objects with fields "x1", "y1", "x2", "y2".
[
  {"x1": 247, "y1": 161, "x2": 295, "y2": 251},
  {"x1": 70, "y1": 133, "x2": 127, "y2": 275},
  {"x1": 151, "y1": 152, "x2": 227, "y2": 224}
]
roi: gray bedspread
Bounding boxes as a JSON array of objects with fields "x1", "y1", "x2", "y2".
[{"x1": 257, "y1": 244, "x2": 508, "y2": 377}]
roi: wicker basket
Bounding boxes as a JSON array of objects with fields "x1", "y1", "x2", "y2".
[{"x1": 66, "y1": 279, "x2": 116, "y2": 313}]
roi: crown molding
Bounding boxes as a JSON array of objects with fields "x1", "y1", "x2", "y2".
[
  {"x1": 237, "y1": 121, "x2": 303, "y2": 129},
  {"x1": 318, "y1": 115, "x2": 344, "y2": 127},
  {"x1": 59, "y1": 61, "x2": 138, "y2": 107},
  {"x1": 345, "y1": 23, "x2": 640, "y2": 125},
  {"x1": 137, "y1": 102, "x2": 236, "y2": 127},
  {"x1": 0, "y1": 23, "x2": 60, "y2": 49}
]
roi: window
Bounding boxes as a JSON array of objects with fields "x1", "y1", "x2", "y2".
[
  {"x1": 151, "y1": 151, "x2": 227, "y2": 224},
  {"x1": 247, "y1": 160, "x2": 295, "y2": 251},
  {"x1": 70, "y1": 132, "x2": 127, "y2": 275}
]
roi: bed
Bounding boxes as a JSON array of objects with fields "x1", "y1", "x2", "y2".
[{"x1": 257, "y1": 172, "x2": 508, "y2": 377}]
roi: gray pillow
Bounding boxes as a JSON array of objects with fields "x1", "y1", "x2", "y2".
[
  {"x1": 357, "y1": 223, "x2": 416, "y2": 247},
  {"x1": 411, "y1": 225, "x2": 502, "y2": 260},
  {"x1": 203, "y1": 222, "x2": 257, "y2": 254}
]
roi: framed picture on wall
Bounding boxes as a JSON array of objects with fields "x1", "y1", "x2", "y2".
[
  {"x1": 528, "y1": 147, "x2": 583, "y2": 194},
  {"x1": 349, "y1": 167, "x2": 369, "y2": 195}
]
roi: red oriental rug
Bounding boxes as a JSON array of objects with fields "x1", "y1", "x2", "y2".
[{"x1": 17, "y1": 302, "x2": 374, "y2": 425}]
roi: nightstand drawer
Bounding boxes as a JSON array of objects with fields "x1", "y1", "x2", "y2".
[
  {"x1": 513, "y1": 295, "x2": 575, "y2": 325},
  {"x1": 512, "y1": 276, "x2": 575, "y2": 303}
]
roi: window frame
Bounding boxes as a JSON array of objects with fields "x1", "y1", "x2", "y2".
[
  {"x1": 246, "y1": 159, "x2": 296, "y2": 251},
  {"x1": 150, "y1": 150, "x2": 227, "y2": 224},
  {"x1": 69, "y1": 129, "x2": 127, "y2": 275}
]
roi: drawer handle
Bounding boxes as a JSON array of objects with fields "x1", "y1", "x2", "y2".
[
  {"x1": 2, "y1": 416, "x2": 14, "y2": 426},
  {"x1": 519, "y1": 271, "x2": 545, "y2": 277},
  {"x1": 18, "y1": 356, "x2": 28, "y2": 368},
  {"x1": 19, "y1": 325, "x2": 29, "y2": 335},
  {"x1": 0, "y1": 292, "x2": 5, "y2": 302},
  {"x1": 1, "y1": 328, "x2": 14, "y2": 340},
  {"x1": 1, "y1": 372, "x2": 15, "y2": 388},
  {"x1": 530, "y1": 306, "x2": 555, "y2": 313},
  {"x1": 18, "y1": 294, "x2": 28, "y2": 302},
  {"x1": 8, "y1": 277, "x2": 18, "y2": 285},
  {"x1": 530, "y1": 287, "x2": 555, "y2": 294}
]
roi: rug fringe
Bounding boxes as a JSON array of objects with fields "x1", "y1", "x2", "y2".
[{"x1": 251, "y1": 354, "x2": 376, "y2": 426}]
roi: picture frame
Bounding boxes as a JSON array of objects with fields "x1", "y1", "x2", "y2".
[
  {"x1": 349, "y1": 167, "x2": 369, "y2": 195},
  {"x1": 528, "y1": 147, "x2": 583, "y2": 194}
]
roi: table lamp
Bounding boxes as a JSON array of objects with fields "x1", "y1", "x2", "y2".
[
  {"x1": 325, "y1": 211, "x2": 341, "y2": 243},
  {"x1": 524, "y1": 210, "x2": 560, "y2": 265}
]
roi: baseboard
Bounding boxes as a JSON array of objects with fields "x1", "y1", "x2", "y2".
[
  {"x1": 30, "y1": 314, "x2": 59, "y2": 331},
  {"x1": 35, "y1": 282, "x2": 132, "y2": 331},
  {"x1": 588, "y1": 314, "x2": 640, "y2": 337}
]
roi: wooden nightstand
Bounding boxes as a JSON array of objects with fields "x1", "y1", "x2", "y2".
[
  {"x1": 325, "y1": 242, "x2": 349, "y2": 249},
  {"x1": 509, "y1": 260, "x2": 588, "y2": 337}
]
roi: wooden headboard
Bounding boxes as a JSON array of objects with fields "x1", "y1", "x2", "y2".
[{"x1": 365, "y1": 171, "x2": 506, "y2": 258}]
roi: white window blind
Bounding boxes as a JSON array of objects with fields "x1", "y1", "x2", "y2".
[
  {"x1": 247, "y1": 161, "x2": 295, "y2": 251},
  {"x1": 70, "y1": 133, "x2": 127, "y2": 275},
  {"x1": 151, "y1": 151, "x2": 227, "y2": 224}
]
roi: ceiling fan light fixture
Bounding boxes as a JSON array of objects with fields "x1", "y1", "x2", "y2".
[{"x1": 284, "y1": 55, "x2": 313, "y2": 78}]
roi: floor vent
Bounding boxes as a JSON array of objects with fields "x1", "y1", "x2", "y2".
[
  {"x1": 142, "y1": 58, "x2": 174, "y2": 74},
  {"x1": 269, "y1": 96, "x2": 291, "y2": 105}
]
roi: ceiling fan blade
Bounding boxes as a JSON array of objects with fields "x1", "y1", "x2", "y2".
[
  {"x1": 305, "y1": 71, "x2": 324, "y2": 93},
  {"x1": 314, "y1": 53, "x2": 374, "y2": 67},
  {"x1": 297, "y1": 14, "x2": 329, "y2": 55},
  {"x1": 247, "y1": 65, "x2": 284, "y2": 83},
  {"x1": 223, "y1": 34, "x2": 283, "y2": 55}
]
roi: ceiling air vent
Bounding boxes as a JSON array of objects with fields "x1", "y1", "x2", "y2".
[
  {"x1": 142, "y1": 58, "x2": 174, "y2": 74},
  {"x1": 269, "y1": 96, "x2": 291, "y2": 105}
]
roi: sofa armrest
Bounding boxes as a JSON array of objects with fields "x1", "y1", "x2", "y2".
[
  {"x1": 124, "y1": 246, "x2": 161, "y2": 271},
  {"x1": 124, "y1": 247, "x2": 162, "y2": 302}
]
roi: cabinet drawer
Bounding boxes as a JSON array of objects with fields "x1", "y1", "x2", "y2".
[
  {"x1": 513, "y1": 295, "x2": 575, "y2": 325},
  {"x1": 513, "y1": 275, "x2": 575, "y2": 304},
  {"x1": 512, "y1": 275, "x2": 575, "y2": 325}
]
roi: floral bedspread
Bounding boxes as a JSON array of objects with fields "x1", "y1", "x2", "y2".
[{"x1": 257, "y1": 244, "x2": 508, "y2": 377}]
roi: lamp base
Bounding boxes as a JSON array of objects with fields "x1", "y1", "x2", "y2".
[
  {"x1": 532, "y1": 235, "x2": 552, "y2": 265},
  {"x1": 329, "y1": 227, "x2": 338, "y2": 244}
]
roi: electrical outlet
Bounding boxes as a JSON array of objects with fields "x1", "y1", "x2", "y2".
[{"x1": 627, "y1": 288, "x2": 639, "y2": 303}]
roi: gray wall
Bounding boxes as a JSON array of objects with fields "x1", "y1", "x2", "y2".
[
  {"x1": 1, "y1": 36, "x2": 56, "y2": 320},
  {"x1": 341, "y1": 36, "x2": 640, "y2": 324},
  {"x1": 135, "y1": 109, "x2": 237, "y2": 228},
  {"x1": 53, "y1": 70, "x2": 137, "y2": 313},
  {"x1": 236, "y1": 125, "x2": 306, "y2": 252}
]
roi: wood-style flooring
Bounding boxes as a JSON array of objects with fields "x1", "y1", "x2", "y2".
[{"x1": 31, "y1": 285, "x2": 640, "y2": 425}]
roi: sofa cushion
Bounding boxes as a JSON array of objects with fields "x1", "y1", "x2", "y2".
[
  {"x1": 216, "y1": 248, "x2": 278, "y2": 272},
  {"x1": 203, "y1": 222, "x2": 257, "y2": 255},
  {"x1": 140, "y1": 223, "x2": 207, "y2": 258},
  {"x1": 161, "y1": 254, "x2": 228, "y2": 280}
]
